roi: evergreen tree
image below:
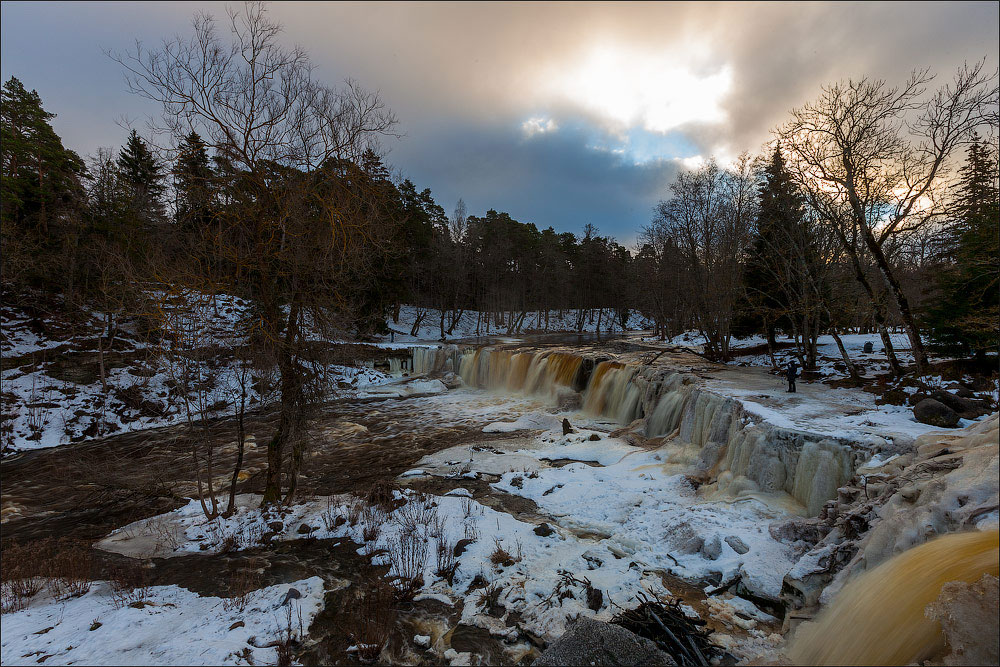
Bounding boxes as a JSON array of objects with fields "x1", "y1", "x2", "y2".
[
  {"x1": 117, "y1": 129, "x2": 165, "y2": 225},
  {"x1": 741, "y1": 146, "x2": 804, "y2": 344},
  {"x1": 926, "y1": 136, "x2": 1000, "y2": 356},
  {"x1": 1, "y1": 76, "x2": 85, "y2": 235},
  {"x1": 1, "y1": 76, "x2": 86, "y2": 290},
  {"x1": 172, "y1": 131, "x2": 216, "y2": 233}
]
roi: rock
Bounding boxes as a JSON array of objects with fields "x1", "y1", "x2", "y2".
[
  {"x1": 267, "y1": 521, "x2": 284, "y2": 533},
  {"x1": 440, "y1": 372, "x2": 463, "y2": 390},
  {"x1": 510, "y1": 476, "x2": 523, "y2": 489},
  {"x1": 582, "y1": 549, "x2": 604, "y2": 569},
  {"x1": 725, "y1": 536, "x2": 750, "y2": 555},
  {"x1": 533, "y1": 523, "x2": 554, "y2": 537},
  {"x1": 913, "y1": 399, "x2": 960, "y2": 428},
  {"x1": 229, "y1": 621, "x2": 245, "y2": 631},
  {"x1": 297, "y1": 523, "x2": 314, "y2": 534},
  {"x1": 589, "y1": 433, "x2": 601, "y2": 441},
  {"x1": 587, "y1": 586, "x2": 604, "y2": 611},
  {"x1": 280, "y1": 588, "x2": 301, "y2": 606},
  {"x1": 702, "y1": 535, "x2": 722, "y2": 560},
  {"x1": 930, "y1": 389, "x2": 988, "y2": 419},
  {"x1": 562, "y1": 418, "x2": 574, "y2": 435},
  {"x1": 454, "y1": 538, "x2": 474, "y2": 557},
  {"x1": 679, "y1": 534, "x2": 705, "y2": 555},
  {"x1": 863, "y1": 341, "x2": 874, "y2": 353},
  {"x1": 413, "y1": 634, "x2": 431, "y2": 649},
  {"x1": 926, "y1": 574, "x2": 999, "y2": 666},
  {"x1": 534, "y1": 616, "x2": 676, "y2": 666}
]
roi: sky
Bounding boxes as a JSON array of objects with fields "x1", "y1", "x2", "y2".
[{"x1": 2, "y1": 1, "x2": 997, "y2": 242}]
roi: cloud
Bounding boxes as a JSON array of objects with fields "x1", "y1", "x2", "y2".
[{"x1": 2, "y1": 1, "x2": 996, "y2": 241}]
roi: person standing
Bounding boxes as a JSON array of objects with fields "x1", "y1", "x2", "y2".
[{"x1": 786, "y1": 360, "x2": 799, "y2": 393}]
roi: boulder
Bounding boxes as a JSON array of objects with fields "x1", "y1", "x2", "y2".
[
  {"x1": 701, "y1": 535, "x2": 722, "y2": 560},
  {"x1": 534, "y1": 616, "x2": 677, "y2": 666},
  {"x1": 534, "y1": 523, "x2": 554, "y2": 537},
  {"x1": 562, "y1": 418, "x2": 574, "y2": 435},
  {"x1": 725, "y1": 536, "x2": 750, "y2": 555},
  {"x1": 930, "y1": 389, "x2": 988, "y2": 419},
  {"x1": 913, "y1": 399, "x2": 960, "y2": 428}
]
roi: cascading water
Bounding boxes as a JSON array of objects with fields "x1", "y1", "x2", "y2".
[
  {"x1": 457, "y1": 348, "x2": 583, "y2": 399},
  {"x1": 788, "y1": 529, "x2": 999, "y2": 665},
  {"x1": 456, "y1": 346, "x2": 857, "y2": 516},
  {"x1": 582, "y1": 361, "x2": 644, "y2": 423},
  {"x1": 639, "y1": 371, "x2": 855, "y2": 515}
]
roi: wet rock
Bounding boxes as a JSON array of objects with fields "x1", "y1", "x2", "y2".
[
  {"x1": 440, "y1": 372, "x2": 463, "y2": 390},
  {"x1": 454, "y1": 538, "x2": 474, "y2": 557},
  {"x1": 701, "y1": 535, "x2": 722, "y2": 560},
  {"x1": 913, "y1": 399, "x2": 960, "y2": 428},
  {"x1": 534, "y1": 616, "x2": 676, "y2": 666},
  {"x1": 280, "y1": 588, "x2": 301, "y2": 606},
  {"x1": 562, "y1": 418, "x2": 574, "y2": 435},
  {"x1": 533, "y1": 523, "x2": 554, "y2": 537},
  {"x1": 725, "y1": 536, "x2": 750, "y2": 555},
  {"x1": 930, "y1": 389, "x2": 989, "y2": 419},
  {"x1": 926, "y1": 574, "x2": 999, "y2": 666}
]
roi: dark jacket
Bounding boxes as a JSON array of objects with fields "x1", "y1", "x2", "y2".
[{"x1": 786, "y1": 362, "x2": 799, "y2": 379}]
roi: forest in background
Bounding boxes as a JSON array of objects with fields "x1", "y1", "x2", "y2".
[{"x1": 2, "y1": 4, "x2": 997, "y2": 502}]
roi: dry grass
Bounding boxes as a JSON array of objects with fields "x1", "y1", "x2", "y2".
[
  {"x1": 386, "y1": 532, "x2": 427, "y2": 601},
  {"x1": 435, "y1": 535, "x2": 459, "y2": 585},
  {"x1": 489, "y1": 538, "x2": 514, "y2": 567},
  {"x1": 1, "y1": 538, "x2": 96, "y2": 613},
  {"x1": 223, "y1": 557, "x2": 264, "y2": 612},
  {"x1": 342, "y1": 575, "x2": 396, "y2": 664},
  {"x1": 107, "y1": 559, "x2": 152, "y2": 609}
]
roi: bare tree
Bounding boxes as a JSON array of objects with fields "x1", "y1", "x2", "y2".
[
  {"x1": 112, "y1": 2, "x2": 398, "y2": 505},
  {"x1": 647, "y1": 157, "x2": 756, "y2": 360},
  {"x1": 779, "y1": 63, "x2": 998, "y2": 373}
]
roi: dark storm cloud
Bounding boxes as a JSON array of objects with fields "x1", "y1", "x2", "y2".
[
  {"x1": 2, "y1": 1, "x2": 997, "y2": 240},
  {"x1": 391, "y1": 117, "x2": 683, "y2": 242}
]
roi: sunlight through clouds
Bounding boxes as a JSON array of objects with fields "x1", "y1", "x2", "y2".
[
  {"x1": 541, "y1": 44, "x2": 733, "y2": 135},
  {"x1": 521, "y1": 116, "x2": 559, "y2": 137}
]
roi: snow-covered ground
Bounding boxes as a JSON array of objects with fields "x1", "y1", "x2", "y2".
[
  {"x1": 1, "y1": 294, "x2": 394, "y2": 454},
  {"x1": 378, "y1": 305, "x2": 653, "y2": 343},
  {"x1": 0, "y1": 576, "x2": 325, "y2": 666}
]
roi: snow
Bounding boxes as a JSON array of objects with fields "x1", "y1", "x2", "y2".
[
  {"x1": 0, "y1": 577, "x2": 325, "y2": 666},
  {"x1": 376, "y1": 305, "x2": 653, "y2": 344}
]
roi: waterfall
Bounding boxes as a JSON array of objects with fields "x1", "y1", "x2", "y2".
[
  {"x1": 411, "y1": 345, "x2": 460, "y2": 375},
  {"x1": 639, "y1": 371, "x2": 856, "y2": 515},
  {"x1": 457, "y1": 347, "x2": 583, "y2": 398},
  {"x1": 788, "y1": 530, "x2": 999, "y2": 665},
  {"x1": 582, "y1": 361, "x2": 643, "y2": 423}
]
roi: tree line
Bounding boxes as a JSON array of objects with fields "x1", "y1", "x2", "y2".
[{"x1": 1, "y1": 3, "x2": 996, "y2": 509}]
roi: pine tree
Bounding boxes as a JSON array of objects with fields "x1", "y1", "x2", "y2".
[
  {"x1": 117, "y1": 129, "x2": 165, "y2": 225},
  {"x1": 1, "y1": 76, "x2": 85, "y2": 235},
  {"x1": 926, "y1": 136, "x2": 1000, "y2": 356},
  {"x1": 740, "y1": 146, "x2": 804, "y2": 345},
  {"x1": 172, "y1": 131, "x2": 215, "y2": 233}
]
